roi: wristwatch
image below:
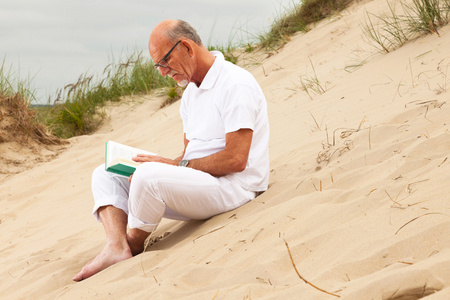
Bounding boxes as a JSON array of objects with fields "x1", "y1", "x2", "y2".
[{"x1": 179, "y1": 159, "x2": 190, "y2": 167}]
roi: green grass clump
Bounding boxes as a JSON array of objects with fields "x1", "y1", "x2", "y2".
[
  {"x1": 259, "y1": 0, "x2": 353, "y2": 49},
  {"x1": 362, "y1": 2, "x2": 409, "y2": 53},
  {"x1": 362, "y1": 0, "x2": 450, "y2": 53},
  {"x1": 37, "y1": 52, "x2": 174, "y2": 138},
  {"x1": 159, "y1": 84, "x2": 184, "y2": 109},
  {"x1": 299, "y1": 58, "x2": 328, "y2": 100},
  {"x1": 298, "y1": 0, "x2": 352, "y2": 24},
  {"x1": 403, "y1": 0, "x2": 450, "y2": 36},
  {"x1": 208, "y1": 43, "x2": 239, "y2": 64}
]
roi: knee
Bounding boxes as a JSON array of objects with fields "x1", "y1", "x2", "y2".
[
  {"x1": 130, "y1": 162, "x2": 160, "y2": 191},
  {"x1": 130, "y1": 162, "x2": 174, "y2": 198}
]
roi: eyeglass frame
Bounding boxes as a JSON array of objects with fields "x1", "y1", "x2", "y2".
[{"x1": 153, "y1": 40, "x2": 181, "y2": 69}]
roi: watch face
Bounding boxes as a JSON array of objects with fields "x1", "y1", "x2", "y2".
[{"x1": 180, "y1": 160, "x2": 189, "y2": 167}]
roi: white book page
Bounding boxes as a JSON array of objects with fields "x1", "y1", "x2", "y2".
[{"x1": 107, "y1": 141, "x2": 156, "y2": 167}]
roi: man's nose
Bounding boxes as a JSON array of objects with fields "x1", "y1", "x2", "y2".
[{"x1": 158, "y1": 66, "x2": 170, "y2": 77}]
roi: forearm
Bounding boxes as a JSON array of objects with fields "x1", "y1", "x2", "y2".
[{"x1": 187, "y1": 149, "x2": 247, "y2": 177}]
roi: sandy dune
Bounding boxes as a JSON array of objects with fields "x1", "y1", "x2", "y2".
[{"x1": 1, "y1": 0, "x2": 450, "y2": 298}]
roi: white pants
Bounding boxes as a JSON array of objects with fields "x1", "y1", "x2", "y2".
[{"x1": 91, "y1": 162, "x2": 255, "y2": 232}]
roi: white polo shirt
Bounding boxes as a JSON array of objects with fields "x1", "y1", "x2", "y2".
[{"x1": 180, "y1": 51, "x2": 269, "y2": 192}]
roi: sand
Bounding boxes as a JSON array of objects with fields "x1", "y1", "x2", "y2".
[{"x1": 1, "y1": 0, "x2": 450, "y2": 298}]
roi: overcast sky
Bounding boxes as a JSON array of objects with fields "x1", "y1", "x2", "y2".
[{"x1": 1, "y1": 0, "x2": 295, "y2": 104}]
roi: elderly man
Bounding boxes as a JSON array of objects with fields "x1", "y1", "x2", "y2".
[{"x1": 73, "y1": 19, "x2": 269, "y2": 281}]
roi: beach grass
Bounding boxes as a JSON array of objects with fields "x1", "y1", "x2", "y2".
[
  {"x1": 258, "y1": 0, "x2": 353, "y2": 49},
  {"x1": 362, "y1": 0, "x2": 450, "y2": 53},
  {"x1": 403, "y1": 0, "x2": 450, "y2": 36},
  {"x1": 299, "y1": 58, "x2": 328, "y2": 100},
  {"x1": 35, "y1": 51, "x2": 175, "y2": 138},
  {"x1": 208, "y1": 43, "x2": 239, "y2": 64}
]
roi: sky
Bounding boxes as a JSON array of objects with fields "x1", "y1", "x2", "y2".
[{"x1": 1, "y1": 0, "x2": 294, "y2": 104}]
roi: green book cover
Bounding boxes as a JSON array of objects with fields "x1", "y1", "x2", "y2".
[{"x1": 104, "y1": 141, "x2": 155, "y2": 177}]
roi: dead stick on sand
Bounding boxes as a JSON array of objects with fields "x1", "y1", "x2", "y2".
[
  {"x1": 385, "y1": 190, "x2": 402, "y2": 207},
  {"x1": 283, "y1": 239, "x2": 340, "y2": 298},
  {"x1": 395, "y1": 213, "x2": 448, "y2": 235},
  {"x1": 193, "y1": 223, "x2": 230, "y2": 243},
  {"x1": 252, "y1": 228, "x2": 264, "y2": 243},
  {"x1": 438, "y1": 157, "x2": 447, "y2": 167}
]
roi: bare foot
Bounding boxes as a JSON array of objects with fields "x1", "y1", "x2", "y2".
[{"x1": 72, "y1": 241, "x2": 132, "y2": 281}]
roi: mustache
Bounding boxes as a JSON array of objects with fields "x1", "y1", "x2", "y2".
[
  {"x1": 168, "y1": 70, "x2": 177, "y2": 77},
  {"x1": 167, "y1": 69, "x2": 188, "y2": 86}
]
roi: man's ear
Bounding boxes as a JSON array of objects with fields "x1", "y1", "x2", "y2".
[{"x1": 180, "y1": 40, "x2": 194, "y2": 57}]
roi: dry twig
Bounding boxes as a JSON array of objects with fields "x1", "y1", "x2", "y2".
[
  {"x1": 252, "y1": 228, "x2": 264, "y2": 242},
  {"x1": 284, "y1": 239, "x2": 340, "y2": 298},
  {"x1": 395, "y1": 213, "x2": 448, "y2": 235},
  {"x1": 438, "y1": 157, "x2": 447, "y2": 167},
  {"x1": 193, "y1": 223, "x2": 230, "y2": 243}
]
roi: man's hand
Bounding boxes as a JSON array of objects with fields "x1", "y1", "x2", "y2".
[{"x1": 132, "y1": 154, "x2": 178, "y2": 165}]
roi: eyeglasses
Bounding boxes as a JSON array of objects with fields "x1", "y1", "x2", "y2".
[{"x1": 153, "y1": 40, "x2": 181, "y2": 69}]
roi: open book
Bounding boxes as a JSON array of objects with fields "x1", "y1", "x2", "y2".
[{"x1": 105, "y1": 141, "x2": 156, "y2": 176}]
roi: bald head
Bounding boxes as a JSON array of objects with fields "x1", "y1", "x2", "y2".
[{"x1": 150, "y1": 19, "x2": 203, "y2": 48}]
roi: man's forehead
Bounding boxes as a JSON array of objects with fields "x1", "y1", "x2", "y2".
[{"x1": 149, "y1": 37, "x2": 170, "y2": 61}]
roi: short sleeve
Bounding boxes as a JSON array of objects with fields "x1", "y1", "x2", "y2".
[{"x1": 219, "y1": 84, "x2": 260, "y2": 134}]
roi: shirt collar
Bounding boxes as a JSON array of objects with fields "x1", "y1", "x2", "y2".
[{"x1": 198, "y1": 51, "x2": 224, "y2": 90}]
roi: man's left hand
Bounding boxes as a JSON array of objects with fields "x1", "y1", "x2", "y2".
[{"x1": 132, "y1": 154, "x2": 178, "y2": 166}]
